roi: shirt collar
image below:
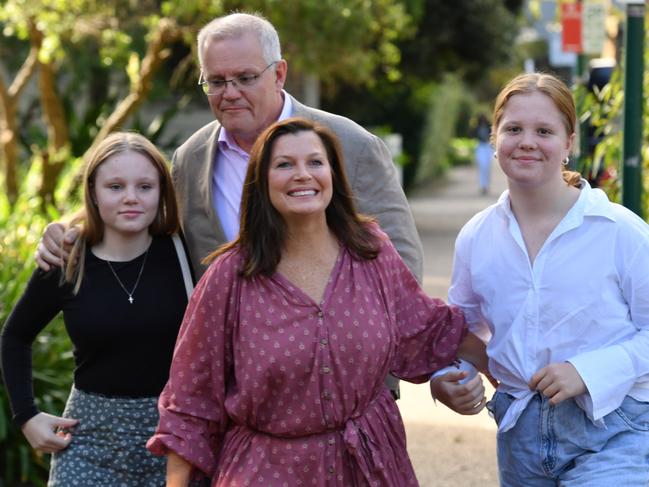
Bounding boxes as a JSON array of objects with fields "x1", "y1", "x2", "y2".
[
  {"x1": 218, "y1": 90, "x2": 293, "y2": 155},
  {"x1": 579, "y1": 179, "x2": 616, "y2": 220},
  {"x1": 496, "y1": 178, "x2": 616, "y2": 224},
  {"x1": 278, "y1": 90, "x2": 293, "y2": 120}
]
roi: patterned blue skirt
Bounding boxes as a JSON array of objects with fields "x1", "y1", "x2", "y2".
[{"x1": 48, "y1": 386, "x2": 165, "y2": 487}]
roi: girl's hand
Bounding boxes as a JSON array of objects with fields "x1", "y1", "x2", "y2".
[
  {"x1": 166, "y1": 451, "x2": 193, "y2": 487},
  {"x1": 21, "y1": 412, "x2": 78, "y2": 453},
  {"x1": 529, "y1": 362, "x2": 587, "y2": 406}
]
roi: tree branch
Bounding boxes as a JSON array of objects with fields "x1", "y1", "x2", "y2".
[
  {"x1": 8, "y1": 21, "x2": 42, "y2": 99},
  {"x1": 32, "y1": 25, "x2": 70, "y2": 206},
  {"x1": 87, "y1": 18, "x2": 181, "y2": 158}
]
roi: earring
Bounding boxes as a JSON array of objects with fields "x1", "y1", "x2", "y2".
[{"x1": 562, "y1": 157, "x2": 569, "y2": 167}]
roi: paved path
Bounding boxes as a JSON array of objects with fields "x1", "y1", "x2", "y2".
[{"x1": 396, "y1": 160, "x2": 508, "y2": 486}]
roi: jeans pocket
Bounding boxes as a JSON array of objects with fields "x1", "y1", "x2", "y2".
[
  {"x1": 614, "y1": 396, "x2": 649, "y2": 432},
  {"x1": 487, "y1": 391, "x2": 514, "y2": 428}
]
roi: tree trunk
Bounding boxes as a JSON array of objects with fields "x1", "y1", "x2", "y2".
[
  {"x1": 0, "y1": 77, "x2": 19, "y2": 203},
  {"x1": 0, "y1": 24, "x2": 41, "y2": 204},
  {"x1": 38, "y1": 59, "x2": 70, "y2": 206}
]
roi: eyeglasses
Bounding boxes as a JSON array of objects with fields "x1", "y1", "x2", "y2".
[{"x1": 198, "y1": 61, "x2": 278, "y2": 96}]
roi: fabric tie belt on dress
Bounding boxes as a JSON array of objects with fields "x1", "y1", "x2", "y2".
[
  {"x1": 342, "y1": 415, "x2": 386, "y2": 483},
  {"x1": 241, "y1": 390, "x2": 392, "y2": 485}
]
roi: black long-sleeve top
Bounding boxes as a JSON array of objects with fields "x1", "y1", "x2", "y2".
[{"x1": 0, "y1": 235, "x2": 188, "y2": 427}]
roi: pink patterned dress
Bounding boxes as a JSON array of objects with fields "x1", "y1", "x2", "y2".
[{"x1": 148, "y1": 231, "x2": 465, "y2": 486}]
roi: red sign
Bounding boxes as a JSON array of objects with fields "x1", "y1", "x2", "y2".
[{"x1": 561, "y1": 2, "x2": 583, "y2": 53}]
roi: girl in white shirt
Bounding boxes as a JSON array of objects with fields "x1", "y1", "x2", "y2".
[{"x1": 433, "y1": 73, "x2": 649, "y2": 486}]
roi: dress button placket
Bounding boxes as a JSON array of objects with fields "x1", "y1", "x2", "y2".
[{"x1": 318, "y1": 307, "x2": 335, "y2": 431}]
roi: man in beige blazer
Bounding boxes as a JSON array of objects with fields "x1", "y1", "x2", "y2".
[{"x1": 179, "y1": 13, "x2": 422, "y2": 281}]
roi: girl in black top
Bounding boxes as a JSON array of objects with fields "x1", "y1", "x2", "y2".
[{"x1": 1, "y1": 132, "x2": 190, "y2": 486}]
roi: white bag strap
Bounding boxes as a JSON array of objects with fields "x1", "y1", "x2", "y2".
[{"x1": 172, "y1": 233, "x2": 194, "y2": 299}]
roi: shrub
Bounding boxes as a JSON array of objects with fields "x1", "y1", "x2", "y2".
[
  {"x1": 415, "y1": 75, "x2": 466, "y2": 183},
  {"x1": 0, "y1": 166, "x2": 74, "y2": 486},
  {"x1": 448, "y1": 137, "x2": 478, "y2": 167}
]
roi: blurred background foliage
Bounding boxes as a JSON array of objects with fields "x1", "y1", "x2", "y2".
[
  {"x1": 0, "y1": 163, "x2": 73, "y2": 486},
  {"x1": 0, "y1": 0, "x2": 646, "y2": 484},
  {"x1": 573, "y1": 11, "x2": 649, "y2": 214}
]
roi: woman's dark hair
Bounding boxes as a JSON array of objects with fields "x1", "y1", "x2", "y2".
[{"x1": 205, "y1": 117, "x2": 380, "y2": 276}]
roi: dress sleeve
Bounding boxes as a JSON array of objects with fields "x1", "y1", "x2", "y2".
[
  {"x1": 375, "y1": 236, "x2": 467, "y2": 383},
  {"x1": 0, "y1": 268, "x2": 65, "y2": 426},
  {"x1": 146, "y1": 251, "x2": 240, "y2": 476}
]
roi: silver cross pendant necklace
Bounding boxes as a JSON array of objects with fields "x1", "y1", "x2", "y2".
[{"x1": 106, "y1": 246, "x2": 150, "y2": 304}]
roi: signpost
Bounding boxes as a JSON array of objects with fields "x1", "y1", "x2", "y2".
[
  {"x1": 582, "y1": 1, "x2": 606, "y2": 55},
  {"x1": 561, "y1": 2, "x2": 583, "y2": 53},
  {"x1": 620, "y1": 0, "x2": 645, "y2": 218},
  {"x1": 561, "y1": 1, "x2": 588, "y2": 171},
  {"x1": 561, "y1": 0, "x2": 606, "y2": 56}
]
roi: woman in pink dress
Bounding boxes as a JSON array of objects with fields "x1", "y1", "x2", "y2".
[{"x1": 147, "y1": 117, "x2": 487, "y2": 486}]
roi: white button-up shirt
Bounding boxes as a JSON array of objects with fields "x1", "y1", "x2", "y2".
[
  {"x1": 212, "y1": 92, "x2": 294, "y2": 241},
  {"x1": 449, "y1": 180, "x2": 649, "y2": 432}
]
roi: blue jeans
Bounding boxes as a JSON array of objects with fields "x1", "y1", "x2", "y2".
[{"x1": 488, "y1": 391, "x2": 649, "y2": 486}]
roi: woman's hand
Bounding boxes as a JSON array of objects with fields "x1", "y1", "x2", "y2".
[
  {"x1": 430, "y1": 370, "x2": 487, "y2": 414},
  {"x1": 21, "y1": 412, "x2": 78, "y2": 453},
  {"x1": 529, "y1": 362, "x2": 587, "y2": 406}
]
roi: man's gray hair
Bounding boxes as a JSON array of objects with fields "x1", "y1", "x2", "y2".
[{"x1": 197, "y1": 12, "x2": 282, "y2": 69}]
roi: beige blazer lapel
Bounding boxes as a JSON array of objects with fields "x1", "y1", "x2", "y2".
[
  {"x1": 175, "y1": 120, "x2": 229, "y2": 275},
  {"x1": 198, "y1": 123, "x2": 227, "y2": 245}
]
